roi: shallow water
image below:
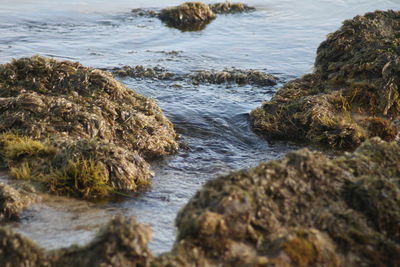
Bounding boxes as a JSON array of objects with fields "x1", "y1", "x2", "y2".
[{"x1": 0, "y1": 0, "x2": 398, "y2": 254}]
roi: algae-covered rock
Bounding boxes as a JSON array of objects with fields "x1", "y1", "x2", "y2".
[
  {"x1": 53, "y1": 216, "x2": 153, "y2": 267},
  {"x1": 159, "y1": 2, "x2": 216, "y2": 31},
  {"x1": 162, "y1": 138, "x2": 400, "y2": 266},
  {"x1": 0, "y1": 216, "x2": 152, "y2": 267},
  {"x1": 251, "y1": 10, "x2": 400, "y2": 149},
  {"x1": 209, "y1": 1, "x2": 255, "y2": 14},
  {"x1": 114, "y1": 65, "x2": 175, "y2": 80},
  {"x1": 0, "y1": 56, "x2": 178, "y2": 199},
  {"x1": 0, "y1": 227, "x2": 49, "y2": 267},
  {"x1": 0, "y1": 183, "x2": 25, "y2": 221},
  {"x1": 191, "y1": 68, "x2": 278, "y2": 86}
]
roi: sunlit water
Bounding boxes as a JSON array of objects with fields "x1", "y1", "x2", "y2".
[{"x1": 0, "y1": 0, "x2": 398, "y2": 254}]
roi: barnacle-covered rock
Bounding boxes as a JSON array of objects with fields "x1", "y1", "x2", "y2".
[
  {"x1": 0, "y1": 56, "x2": 178, "y2": 199},
  {"x1": 159, "y1": 138, "x2": 400, "y2": 266},
  {"x1": 251, "y1": 10, "x2": 400, "y2": 149},
  {"x1": 158, "y1": 2, "x2": 216, "y2": 31},
  {"x1": 52, "y1": 216, "x2": 153, "y2": 267}
]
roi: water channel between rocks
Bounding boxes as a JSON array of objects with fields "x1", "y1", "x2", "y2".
[{"x1": 0, "y1": 0, "x2": 398, "y2": 254}]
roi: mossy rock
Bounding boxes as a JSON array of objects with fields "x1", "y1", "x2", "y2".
[
  {"x1": 161, "y1": 138, "x2": 400, "y2": 266},
  {"x1": 0, "y1": 56, "x2": 178, "y2": 199},
  {"x1": 159, "y1": 2, "x2": 216, "y2": 31},
  {"x1": 251, "y1": 10, "x2": 400, "y2": 149}
]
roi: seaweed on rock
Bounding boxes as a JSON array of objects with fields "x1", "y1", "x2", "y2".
[
  {"x1": 251, "y1": 10, "x2": 400, "y2": 149},
  {"x1": 52, "y1": 216, "x2": 153, "y2": 267},
  {"x1": 155, "y1": 138, "x2": 400, "y2": 266},
  {"x1": 1, "y1": 138, "x2": 400, "y2": 266},
  {"x1": 158, "y1": 2, "x2": 216, "y2": 31},
  {"x1": 209, "y1": 1, "x2": 255, "y2": 14},
  {"x1": 0, "y1": 56, "x2": 178, "y2": 199}
]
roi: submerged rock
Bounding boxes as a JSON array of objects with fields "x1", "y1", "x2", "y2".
[
  {"x1": 191, "y1": 68, "x2": 278, "y2": 86},
  {"x1": 251, "y1": 10, "x2": 400, "y2": 149},
  {"x1": 159, "y1": 2, "x2": 216, "y2": 31},
  {"x1": 0, "y1": 56, "x2": 178, "y2": 199},
  {"x1": 209, "y1": 1, "x2": 255, "y2": 14},
  {"x1": 156, "y1": 138, "x2": 400, "y2": 266},
  {"x1": 113, "y1": 65, "x2": 278, "y2": 87},
  {"x1": 114, "y1": 65, "x2": 175, "y2": 80}
]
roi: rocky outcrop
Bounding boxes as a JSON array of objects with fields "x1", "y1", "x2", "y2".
[
  {"x1": 154, "y1": 137, "x2": 400, "y2": 266},
  {"x1": 0, "y1": 56, "x2": 178, "y2": 199},
  {"x1": 251, "y1": 10, "x2": 400, "y2": 149},
  {"x1": 1, "y1": 138, "x2": 399, "y2": 266}
]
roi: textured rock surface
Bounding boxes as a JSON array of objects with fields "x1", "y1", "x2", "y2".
[
  {"x1": 155, "y1": 138, "x2": 400, "y2": 266},
  {"x1": 159, "y1": 2, "x2": 216, "y2": 31},
  {"x1": 251, "y1": 10, "x2": 400, "y2": 149},
  {"x1": 0, "y1": 56, "x2": 178, "y2": 199},
  {"x1": 209, "y1": 2, "x2": 255, "y2": 14},
  {"x1": 52, "y1": 216, "x2": 153, "y2": 267}
]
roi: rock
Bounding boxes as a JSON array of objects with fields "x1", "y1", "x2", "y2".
[
  {"x1": 191, "y1": 68, "x2": 278, "y2": 86},
  {"x1": 112, "y1": 65, "x2": 278, "y2": 87},
  {"x1": 0, "y1": 56, "x2": 178, "y2": 199},
  {"x1": 158, "y1": 2, "x2": 216, "y2": 31},
  {"x1": 0, "y1": 227, "x2": 49, "y2": 267},
  {"x1": 161, "y1": 138, "x2": 400, "y2": 266},
  {"x1": 52, "y1": 216, "x2": 153, "y2": 267},
  {"x1": 251, "y1": 10, "x2": 400, "y2": 149},
  {"x1": 209, "y1": 2, "x2": 255, "y2": 14},
  {"x1": 114, "y1": 65, "x2": 175, "y2": 80},
  {"x1": 0, "y1": 183, "x2": 25, "y2": 221},
  {"x1": 0, "y1": 216, "x2": 152, "y2": 267}
]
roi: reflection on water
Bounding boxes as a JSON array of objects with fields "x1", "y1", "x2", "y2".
[{"x1": 0, "y1": 0, "x2": 398, "y2": 254}]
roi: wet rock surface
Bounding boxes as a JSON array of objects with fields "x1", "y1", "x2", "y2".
[
  {"x1": 251, "y1": 10, "x2": 400, "y2": 149},
  {"x1": 0, "y1": 56, "x2": 178, "y2": 199}
]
